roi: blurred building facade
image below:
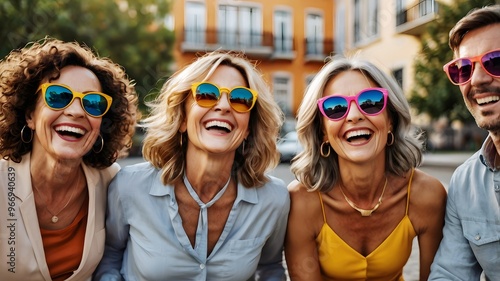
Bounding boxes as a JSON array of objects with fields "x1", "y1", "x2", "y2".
[
  {"x1": 169, "y1": 0, "x2": 484, "y2": 150},
  {"x1": 334, "y1": 0, "x2": 446, "y2": 124},
  {"x1": 171, "y1": 0, "x2": 336, "y2": 129}
]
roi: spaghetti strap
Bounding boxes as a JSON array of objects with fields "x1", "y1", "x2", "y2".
[
  {"x1": 405, "y1": 169, "x2": 415, "y2": 215},
  {"x1": 317, "y1": 192, "x2": 327, "y2": 223}
]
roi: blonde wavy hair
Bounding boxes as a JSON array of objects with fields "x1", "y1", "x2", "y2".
[
  {"x1": 142, "y1": 51, "x2": 283, "y2": 187},
  {"x1": 291, "y1": 55, "x2": 423, "y2": 192},
  {"x1": 0, "y1": 37, "x2": 139, "y2": 168}
]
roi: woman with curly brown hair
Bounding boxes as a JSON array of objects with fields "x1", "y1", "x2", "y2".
[{"x1": 0, "y1": 37, "x2": 139, "y2": 280}]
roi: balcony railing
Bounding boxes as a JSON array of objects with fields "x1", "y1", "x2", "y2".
[
  {"x1": 181, "y1": 28, "x2": 334, "y2": 61},
  {"x1": 182, "y1": 28, "x2": 274, "y2": 58},
  {"x1": 396, "y1": 0, "x2": 438, "y2": 35},
  {"x1": 304, "y1": 37, "x2": 334, "y2": 61}
]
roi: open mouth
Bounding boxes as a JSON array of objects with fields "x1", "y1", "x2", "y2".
[
  {"x1": 205, "y1": 120, "x2": 232, "y2": 133},
  {"x1": 55, "y1": 125, "x2": 85, "y2": 139},
  {"x1": 345, "y1": 129, "x2": 372, "y2": 143}
]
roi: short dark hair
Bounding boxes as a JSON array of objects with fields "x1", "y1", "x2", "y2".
[{"x1": 449, "y1": 5, "x2": 500, "y2": 52}]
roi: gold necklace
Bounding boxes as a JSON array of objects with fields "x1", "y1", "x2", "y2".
[
  {"x1": 339, "y1": 177, "x2": 388, "y2": 217},
  {"x1": 33, "y1": 174, "x2": 81, "y2": 223}
]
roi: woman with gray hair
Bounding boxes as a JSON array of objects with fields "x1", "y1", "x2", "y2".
[
  {"x1": 285, "y1": 55, "x2": 446, "y2": 280},
  {"x1": 94, "y1": 51, "x2": 289, "y2": 280}
]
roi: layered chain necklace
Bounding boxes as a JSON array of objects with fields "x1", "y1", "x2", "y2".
[
  {"x1": 339, "y1": 176, "x2": 388, "y2": 217},
  {"x1": 33, "y1": 173, "x2": 81, "y2": 223}
]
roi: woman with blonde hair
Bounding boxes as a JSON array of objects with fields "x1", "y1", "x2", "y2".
[
  {"x1": 285, "y1": 55, "x2": 446, "y2": 281},
  {"x1": 94, "y1": 51, "x2": 289, "y2": 280}
]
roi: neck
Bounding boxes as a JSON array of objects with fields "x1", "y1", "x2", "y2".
[
  {"x1": 339, "y1": 174, "x2": 387, "y2": 206},
  {"x1": 184, "y1": 146, "x2": 235, "y2": 197},
  {"x1": 31, "y1": 161, "x2": 84, "y2": 196},
  {"x1": 339, "y1": 176, "x2": 388, "y2": 217}
]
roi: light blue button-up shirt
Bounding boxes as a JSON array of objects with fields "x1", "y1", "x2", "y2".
[
  {"x1": 94, "y1": 162, "x2": 290, "y2": 281},
  {"x1": 429, "y1": 137, "x2": 500, "y2": 281}
]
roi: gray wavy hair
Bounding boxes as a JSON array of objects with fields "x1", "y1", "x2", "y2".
[{"x1": 291, "y1": 55, "x2": 423, "y2": 192}]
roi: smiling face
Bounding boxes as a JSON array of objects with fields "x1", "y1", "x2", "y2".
[
  {"x1": 457, "y1": 23, "x2": 500, "y2": 132},
  {"x1": 321, "y1": 70, "x2": 391, "y2": 164},
  {"x1": 26, "y1": 65, "x2": 103, "y2": 162},
  {"x1": 181, "y1": 65, "x2": 251, "y2": 158}
]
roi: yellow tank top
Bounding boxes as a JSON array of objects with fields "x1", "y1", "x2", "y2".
[{"x1": 316, "y1": 170, "x2": 416, "y2": 281}]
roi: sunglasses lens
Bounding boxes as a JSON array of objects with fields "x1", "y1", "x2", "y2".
[
  {"x1": 448, "y1": 59, "x2": 473, "y2": 84},
  {"x1": 45, "y1": 85, "x2": 73, "y2": 109},
  {"x1": 229, "y1": 88, "x2": 254, "y2": 112},
  {"x1": 195, "y1": 83, "x2": 220, "y2": 107},
  {"x1": 358, "y1": 90, "x2": 385, "y2": 115},
  {"x1": 482, "y1": 50, "x2": 500, "y2": 76},
  {"x1": 44, "y1": 84, "x2": 110, "y2": 117},
  {"x1": 82, "y1": 94, "x2": 110, "y2": 117},
  {"x1": 321, "y1": 96, "x2": 348, "y2": 120}
]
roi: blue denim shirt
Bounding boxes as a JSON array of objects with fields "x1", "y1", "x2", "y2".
[
  {"x1": 429, "y1": 137, "x2": 500, "y2": 281},
  {"x1": 94, "y1": 162, "x2": 290, "y2": 281}
]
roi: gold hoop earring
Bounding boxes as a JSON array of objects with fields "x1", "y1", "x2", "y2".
[
  {"x1": 387, "y1": 131, "x2": 395, "y2": 146},
  {"x1": 320, "y1": 141, "x2": 331, "y2": 157},
  {"x1": 93, "y1": 134, "x2": 104, "y2": 153},
  {"x1": 21, "y1": 125, "x2": 33, "y2": 143}
]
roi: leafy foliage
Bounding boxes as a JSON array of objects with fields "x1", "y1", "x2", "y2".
[
  {"x1": 410, "y1": 0, "x2": 500, "y2": 122},
  {"x1": 0, "y1": 0, "x2": 174, "y2": 113}
]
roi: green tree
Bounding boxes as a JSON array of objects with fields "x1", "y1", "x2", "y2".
[
  {"x1": 0, "y1": 0, "x2": 174, "y2": 113},
  {"x1": 410, "y1": 0, "x2": 499, "y2": 123}
]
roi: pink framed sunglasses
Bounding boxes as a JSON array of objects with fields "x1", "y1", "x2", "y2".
[
  {"x1": 317, "y1": 88, "x2": 388, "y2": 121},
  {"x1": 443, "y1": 49, "x2": 500, "y2": 85}
]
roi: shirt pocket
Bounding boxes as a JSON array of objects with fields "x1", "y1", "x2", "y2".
[
  {"x1": 229, "y1": 236, "x2": 266, "y2": 254},
  {"x1": 220, "y1": 236, "x2": 266, "y2": 279},
  {"x1": 462, "y1": 219, "x2": 499, "y2": 246},
  {"x1": 462, "y1": 219, "x2": 500, "y2": 271}
]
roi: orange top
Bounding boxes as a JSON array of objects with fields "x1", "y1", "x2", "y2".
[
  {"x1": 316, "y1": 170, "x2": 416, "y2": 281},
  {"x1": 40, "y1": 197, "x2": 88, "y2": 281}
]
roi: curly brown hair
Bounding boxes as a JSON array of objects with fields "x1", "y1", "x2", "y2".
[{"x1": 0, "y1": 37, "x2": 139, "y2": 168}]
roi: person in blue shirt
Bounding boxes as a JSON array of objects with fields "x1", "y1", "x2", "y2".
[
  {"x1": 429, "y1": 5, "x2": 500, "y2": 281},
  {"x1": 93, "y1": 51, "x2": 290, "y2": 281}
]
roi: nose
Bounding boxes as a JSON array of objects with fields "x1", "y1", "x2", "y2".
[
  {"x1": 470, "y1": 61, "x2": 494, "y2": 86},
  {"x1": 345, "y1": 100, "x2": 364, "y2": 122},
  {"x1": 214, "y1": 91, "x2": 231, "y2": 112},
  {"x1": 63, "y1": 98, "x2": 86, "y2": 118}
]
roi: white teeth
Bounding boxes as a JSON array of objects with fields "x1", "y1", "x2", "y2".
[
  {"x1": 205, "y1": 120, "x2": 232, "y2": 131},
  {"x1": 55, "y1": 125, "x2": 85, "y2": 135},
  {"x1": 345, "y1": 129, "x2": 371, "y2": 139},
  {"x1": 476, "y1": 96, "x2": 500, "y2": 105}
]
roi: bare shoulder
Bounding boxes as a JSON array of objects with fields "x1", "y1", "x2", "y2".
[
  {"x1": 286, "y1": 180, "x2": 323, "y2": 238},
  {"x1": 288, "y1": 179, "x2": 319, "y2": 203},
  {"x1": 409, "y1": 169, "x2": 447, "y2": 217},
  {"x1": 410, "y1": 169, "x2": 447, "y2": 199}
]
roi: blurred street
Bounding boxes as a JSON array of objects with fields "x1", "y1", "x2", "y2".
[{"x1": 117, "y1": 151, "x2": 476, "y2": 281}]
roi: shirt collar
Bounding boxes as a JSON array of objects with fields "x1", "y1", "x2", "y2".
[
  {"x1": 479, "y1": 135, "x2": 499, "y2": 170},
  {"x1": 148, "y1": 173, "x2": 259, "y2": 205}
]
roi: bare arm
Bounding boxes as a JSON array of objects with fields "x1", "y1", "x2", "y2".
[
  {"x1": 411, "y1": 170, "x2": 447, "y2": 281},
  {"x1": 284, "y1": 181, "x2": 323, "y2": 281}
]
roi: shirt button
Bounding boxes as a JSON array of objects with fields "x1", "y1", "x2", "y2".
[
  {"x1": 475, "y1": 234, "x2": 481, "y2": 241},
  {"x1": 495, "y1": 185, "x2": 500, "y2": 192},
  {"x1": 200, "y1": 264, "x2": 205, "y2": 269}
]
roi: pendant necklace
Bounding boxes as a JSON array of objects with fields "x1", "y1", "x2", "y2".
[
  {"x1": 339, "y1": 176, "x2": 387, "y2": 217},
  {"x1": 33, "y1": 173, "x2": 81, "y2": 223}
]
